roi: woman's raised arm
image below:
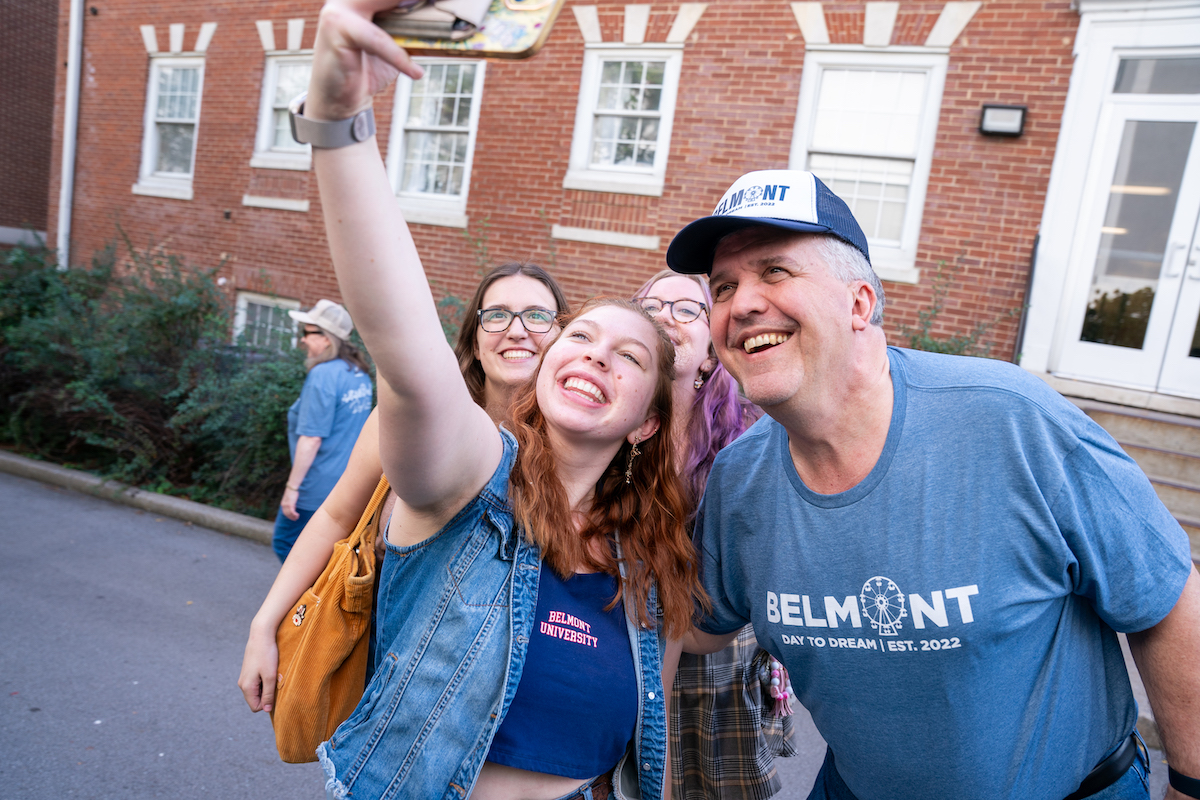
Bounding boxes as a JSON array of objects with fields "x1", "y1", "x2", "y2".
[{"x1": 307, "y1": 2, "x2": 502, "y2": 512}]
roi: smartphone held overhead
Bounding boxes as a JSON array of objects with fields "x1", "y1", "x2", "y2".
[{"x1": 374, "y1": 0, "x2": 566, "y2": 59}]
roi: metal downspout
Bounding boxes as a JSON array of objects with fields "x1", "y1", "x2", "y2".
[{"x1": 56, "y1": 0, "x2": 84, "y2": 270}]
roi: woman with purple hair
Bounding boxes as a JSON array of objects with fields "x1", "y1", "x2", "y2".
[{"x1": 634, "y1": 269, "x2": 796, "y2": 800}]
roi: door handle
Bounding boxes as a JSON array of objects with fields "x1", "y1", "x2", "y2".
[
  {"x1": 1164, "y1": 242, "x2": 1187, "y2": 278},
  {"x1": 1189, "y1": 246, "x2": 1200, "y2": 279}
]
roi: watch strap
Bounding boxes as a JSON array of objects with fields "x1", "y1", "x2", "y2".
[
  {"x1": 288, "y1": 92, "x2": 376, "y2": 149},
  {"x1": 1170, "y1": 767, "x2": 1200, "y2": 799}
]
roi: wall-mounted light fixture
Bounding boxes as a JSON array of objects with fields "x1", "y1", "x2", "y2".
[{"x1": 980, "y1": 104, "x2": 1027, "y2": 137}]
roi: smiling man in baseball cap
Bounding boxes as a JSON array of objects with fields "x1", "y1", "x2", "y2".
[{"x1": 678, "y1": 170, "x2": 1200, "y2": 800}]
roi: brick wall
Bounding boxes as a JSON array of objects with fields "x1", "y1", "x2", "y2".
[
  {"x1": 48, "y1": 0, "x2": 1079, "y2": 359},
  {"x1": 1, "y1": 0, "x2": 58, "y2": 234}
]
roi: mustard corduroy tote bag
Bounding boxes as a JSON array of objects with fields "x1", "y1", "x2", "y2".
[{"x1": 270, "y1": 474, "x2": 390, "y2": 763}]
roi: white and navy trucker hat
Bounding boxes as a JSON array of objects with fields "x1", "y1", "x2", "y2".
[{"x1": 666, "y1": 170, "x2": 871, "y2": 274}]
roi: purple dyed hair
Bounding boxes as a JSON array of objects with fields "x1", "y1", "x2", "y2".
[{"x1": 633, "y1": 269, "x2": 761, "y2": 512}]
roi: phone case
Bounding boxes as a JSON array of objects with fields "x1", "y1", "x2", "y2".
[{"x1": 377, "y1": 0, "x2": 567, "y2": 60}]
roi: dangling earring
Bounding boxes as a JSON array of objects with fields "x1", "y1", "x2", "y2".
[
  {"x1": 624, "y1": 437, "x2": 641, "y2": 484},
  {"x1": 693, "y1": 374, "x2": 706, "y2": 390}
]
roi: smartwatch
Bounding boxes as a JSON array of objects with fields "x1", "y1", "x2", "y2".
[{"x1": 288, "y1": 92, "x2": 376, "y2": 149}]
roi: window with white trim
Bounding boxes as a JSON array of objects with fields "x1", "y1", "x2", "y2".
[
  {"x1": 563, "y1": 45, "x2": 684, "y2": 197},
  {"x1": 790, "y1": 49, "x2": 948, "y2": 283},
  {"x1": 233, "y1": 292, "x2": 300, "y2": 350},
  {"x1": 385, "y1": 60, "x2": 486, "y2": 229},
  {"x1": 251, "y1": 55, "x2": 313, "y2": 170},
  {"x1": 132, "y1": 57, "x2": 205, "y2": 201}
]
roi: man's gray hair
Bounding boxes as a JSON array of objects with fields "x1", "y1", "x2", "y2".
[{"x1": 812, "y1": 235, "x2": 886, "y2": 326}]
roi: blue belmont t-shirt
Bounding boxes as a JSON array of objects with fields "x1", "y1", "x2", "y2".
[
  {"x1": 287, "y1": 358, "x2": 373, "y2": 511},
  {"x1": 695, "y1": 347, "x2": 1192, "y2": 800}
]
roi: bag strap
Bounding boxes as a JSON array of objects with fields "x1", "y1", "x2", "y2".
[{"x1": 347, "y1": 474, "x2": 392, "y2": 553}]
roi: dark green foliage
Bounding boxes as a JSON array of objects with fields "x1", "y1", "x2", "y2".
[
  {"x1": 0, "y1": 238, "x2": 309, "y2": 518},
  {"x1": 899, "y1": 256, "x2": 1019, "y2": 359},
  {"x1": 1080, "y1": 287, "x2": 1154, "y2": 349},
  {"x1": 436, "y1": 293, "x2": 467, "y2": 344}
]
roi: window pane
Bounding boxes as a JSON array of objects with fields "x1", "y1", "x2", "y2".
[
  {"x1": 274, "y1": 62, "x2": 312, "y2": 107},
  {"x1": 405, "y1": 63, "x2": 476, "y2": 130},
  {"x1": 401, "y1": 130, "x2": 470, "y2": 197},
  {"x1": 156, "y1": 66, "x2": 200, "y2": 121},
  {"x1": 243, "y1": 302, "x2": 294, "y2": 350},
  {"x1": 808, "y1": 153, "x2": 913, "y2": 244},
  {"x1": 811, "y1": 69, "x2": 926, "y2": 158},
  {"x1": 592, "y1": 139, "x2": 614, "y2": 164},
  {"x1": 1080, "y1": 119, "x2": 1195, "y2": 349},
  {"x1": 156, "y1": 122, "x2": 194, "y2": 173},
  {"x1": 1114, "y1": 58, "x2": 1200, "y2": 95},
  {"x1": 273, "y1": 108, "x2": 305, "y2": 150},
  {"x1": 589, "y1": 60, "x2": 666, "y2": 171}
]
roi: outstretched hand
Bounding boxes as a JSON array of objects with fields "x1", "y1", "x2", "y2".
[{"x1": 307, "y1": 0, "x2": 425, "y2": 122}]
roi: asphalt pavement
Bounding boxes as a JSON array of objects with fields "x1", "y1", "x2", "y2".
[
  {"x1": 0, "y1": 471, "x2": 324, "y2": 799},
  {"x1": 0, "y1": 470, "x2": 1169, "y2": 799}
]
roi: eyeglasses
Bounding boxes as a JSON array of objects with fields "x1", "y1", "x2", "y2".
[
  {"x1": 300, "y1": 328, "x2": 325, "y2": 338},
  {"x1": 477, "y1": 306, "x2": 558, "y2": 333},
  {"x1": 635, "y1": 297, "x2": 709, "y2": 324}
]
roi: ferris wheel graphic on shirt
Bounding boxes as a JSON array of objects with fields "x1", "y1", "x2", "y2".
[{"x1": 859, "y1": 576, "x2": 908, "y2": 636}]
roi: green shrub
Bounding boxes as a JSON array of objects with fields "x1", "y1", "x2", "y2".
[
  {"x1": 899, "y1": 256, "x2": 1019, "y2": 359},
  {"x1": 0, "y1": 238, "x2": 309, "y2": 518}
]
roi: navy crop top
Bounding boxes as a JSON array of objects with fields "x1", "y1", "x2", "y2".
[{"x1": 486, "y1": 562, "x2": 638, "y2": 779}]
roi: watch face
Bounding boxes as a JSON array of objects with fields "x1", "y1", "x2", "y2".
[{"x1": 352, "y1": 111, "x2": 371, "y2": 142}]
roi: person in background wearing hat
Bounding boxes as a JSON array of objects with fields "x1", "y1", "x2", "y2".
[
  {"x1": 674, "y1": 170, "x2": 1200, "y2": 800},
  {"x1": 275, "y1": 299, "x2": 373, "y2": 562}
]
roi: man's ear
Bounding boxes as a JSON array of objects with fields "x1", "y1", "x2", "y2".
[
  {"x1": 850, "y1": 281, "x2": 878, "y2": 332},
  {"x1": 630, "y1": 415, "x2": 660, "y2": 445}
]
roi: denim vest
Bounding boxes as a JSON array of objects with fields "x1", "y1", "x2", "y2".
[{"x1": 318, "y1": 429, "x2": 668, "y2": 800}]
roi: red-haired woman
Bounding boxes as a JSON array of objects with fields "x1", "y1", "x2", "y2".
[
  {"x1": 281, "y1": 2, "x2": 706, "y2": 798},
  {"x1": 634, "y1": 270, "x2": 796, "y2": 800}
]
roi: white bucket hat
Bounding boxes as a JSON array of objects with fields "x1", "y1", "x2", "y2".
[{"x1": 288, "y1": 299, "x2": 354, "y2": 341}]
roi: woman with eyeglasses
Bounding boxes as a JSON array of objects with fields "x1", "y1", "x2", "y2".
[
  {"x1": 272, "y1": 299, "x2": 374, "y2": 562},
  {"x1": 239, "y1": 261, "x2": 568, "y2": 711},
  {"x1": 633, "y1": 270, "x2": 795, "y2": 800}
]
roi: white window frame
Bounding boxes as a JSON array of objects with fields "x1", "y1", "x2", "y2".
[
  {"x1": 789, "y1": 47, "x2": 949, "y2": 284},
  {"x1": 385, "y1": 58, "x2": 487, "y2": 229},
  {"x1": 562, "y1": 44, "x2": 685, "y2": 198},
  {"x1": 250, "y1": 52, "x2": 314, "y2": 171},
  {"x1": 233, "y1": 291, "x2": 301, "y2": 349},
  {"x1": 132, "y1": 55, "x2": 206, "y2": 201}
]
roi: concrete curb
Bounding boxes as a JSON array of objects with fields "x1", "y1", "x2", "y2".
[{"x1": 0, "y1": 450, "x2": 274, "y2": 546}]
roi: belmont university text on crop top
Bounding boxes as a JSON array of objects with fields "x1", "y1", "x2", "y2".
[{"x1": 486, "y1": 562, "x2": 638, "y2": 778}]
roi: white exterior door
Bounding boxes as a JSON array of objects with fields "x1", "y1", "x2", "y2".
[
  {"x1": 1023, "y1": 2, "x2": 1200, "y2": 405},
  {"x1": 1055, "y1": 98, "x2": 1200, "y2": 394}
]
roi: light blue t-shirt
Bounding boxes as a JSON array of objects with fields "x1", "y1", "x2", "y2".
[
  {"x1": 287, "y1": 358, "x2": 373, "y2": 511},
  {"x1": 695, "y1": 347, "x2": 1191, "y2": 800}
]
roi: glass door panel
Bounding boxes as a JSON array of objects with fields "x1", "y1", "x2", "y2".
[
  {"x1": 1079, "y1": 120, "x2": 1194, "y2": 349},
  {"x1": 1056, "y1": 102, "x2": 1200, "y2": 391}
]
